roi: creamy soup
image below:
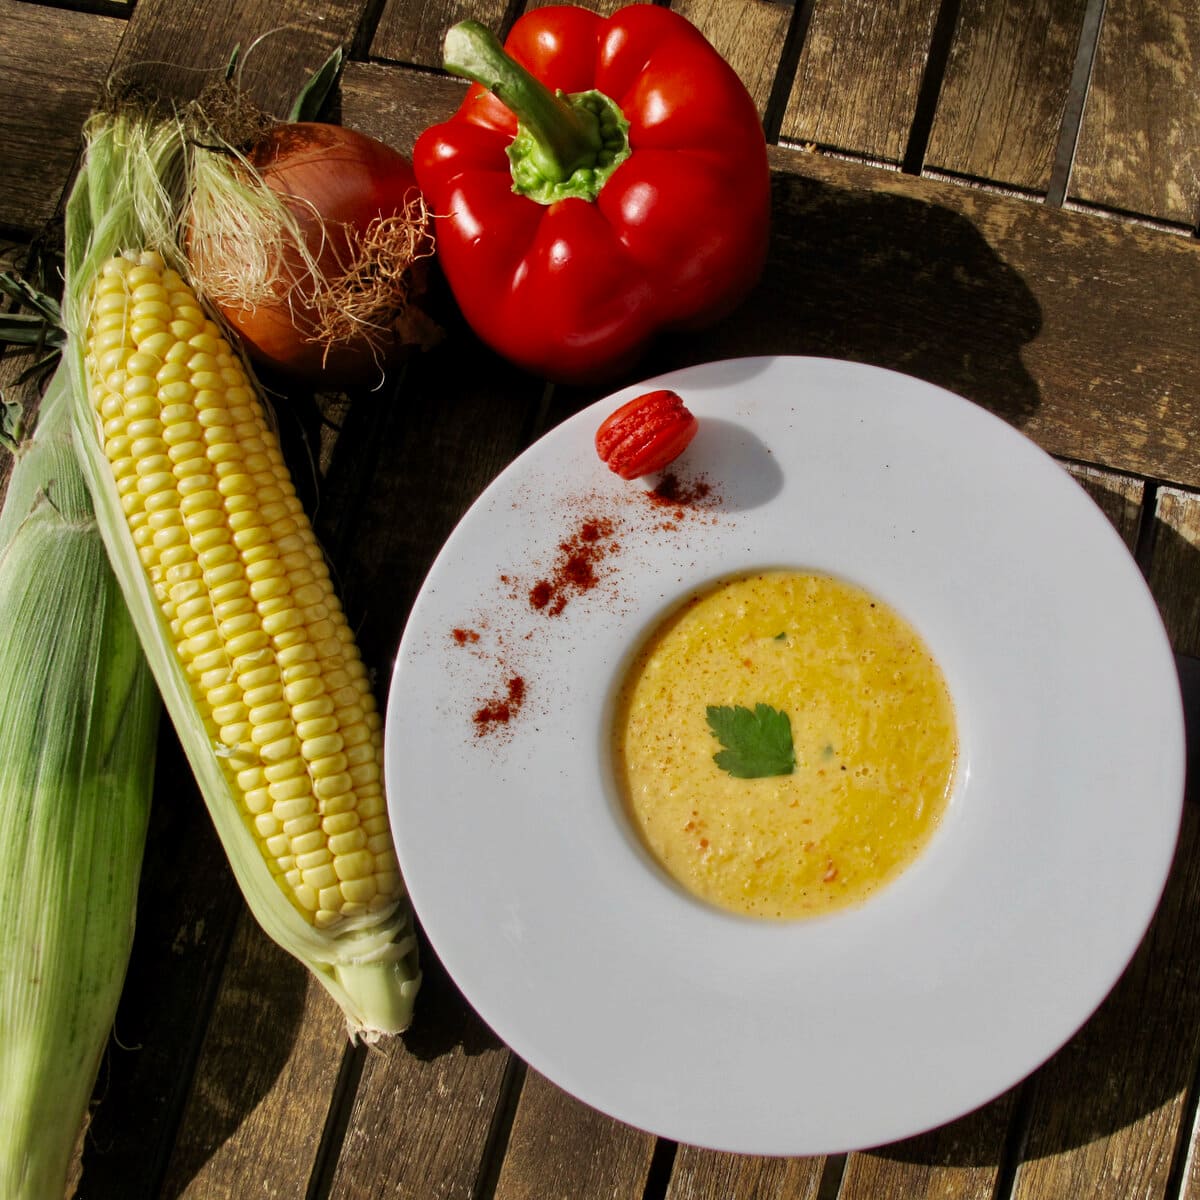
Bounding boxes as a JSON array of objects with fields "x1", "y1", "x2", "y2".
[{"x1": 613, "y1": 571, "x2": 957, "y2": 919}]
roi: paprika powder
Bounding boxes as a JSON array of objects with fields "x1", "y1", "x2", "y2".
[{"x1": 414, "y1": 5, "x2": 771, "y2": 383}]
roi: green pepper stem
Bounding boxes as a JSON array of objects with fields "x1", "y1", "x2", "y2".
[{"x1": 443, "y1": 20, "x2": 603, "y2": 184}]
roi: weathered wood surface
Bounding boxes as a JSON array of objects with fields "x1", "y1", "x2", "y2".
[
  {"x1": 3, "y1": 0, "x2": 1200, "y2": 1198},
  {"x1": 780, "y1": 0, "x2": 944, "y2": 163},
  {"x1": 0, "y1": 0, "x2": 123, "y2": 232},
  {"x1": 924, "y1": 0, "x2": 1090, "y2": 192},
  {"x1": 490, "y1": 1069, "x2": 659, "y2": 1200},
  {"x1": 1071, "y1": 0, "x2": 1200, "y2": 225}
]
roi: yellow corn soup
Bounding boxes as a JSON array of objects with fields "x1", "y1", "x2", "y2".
[{"x1": 614, "y1": 571, "x2": 957, "y2": 919}]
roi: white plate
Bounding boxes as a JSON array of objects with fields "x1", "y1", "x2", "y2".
[{"x1": 384, "y1": 356, "x2": 1184, "y2": 1155}]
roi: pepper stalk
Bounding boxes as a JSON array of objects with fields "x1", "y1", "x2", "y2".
[{"x1": 444, "y1": 20, "x2": 631, "y2": 203}]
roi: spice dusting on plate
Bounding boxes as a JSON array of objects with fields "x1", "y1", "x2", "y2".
[
  {"x1": 528, "y1": 516, "x2": 618, "y2": 615},
  {"x1": 451, "y1": 466, "x2": 724, "y2": 739},
  {"x1": 472, "y1": 675, "x2": 527, "y2": 734}
]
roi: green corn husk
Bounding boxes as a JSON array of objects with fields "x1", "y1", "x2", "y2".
[
  {"x1": 0, "y1": 360, "x2": 160, "y2": 1199},
  {"x1": 60, "y1": 110, "x2": 420, "y2": 1038}
]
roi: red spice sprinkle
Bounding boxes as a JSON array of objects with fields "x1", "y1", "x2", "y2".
[
  {"x1": 455, "y1": 470, "x2": 725, "y2": 740},
  {"x1": 527, "y1": 516, "x2": 617, "y2": 616},
  {"x1": 472, "y1": 675, "x2": 526, "y2": 733}
]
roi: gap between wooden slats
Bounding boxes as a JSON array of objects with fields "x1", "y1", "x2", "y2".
[{"x1": 484, "y1": 1070, "x2": 659, "y2": 1200}]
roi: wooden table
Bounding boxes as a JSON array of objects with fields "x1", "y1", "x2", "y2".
[{"x1": 4, "y1": 0, "x2": 1200, "y2": 1196}]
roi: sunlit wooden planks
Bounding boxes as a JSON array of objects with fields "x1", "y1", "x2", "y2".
[
  {"x1": 1071, "y1": 0, "x2": 1200, "y2": 226},
  {"x1": 490, "y1": 1070, "x2": 658, "y2": 1200},
  {"x1": 524, "y1": 0, "x2": 632, "y2": 15},
  {"x1": 326, "y1": 966, "x2": 511, "y2": 1199},
  {"x1": 1064, "y1": 463, "x2": 1146, "y2": 550},
  {"x1": 779, "y1": 0, "x2": 941, "y2": 163},
  {"x1": 924, "y1": 0, "x2": 1089, "y2": 193},
  {"x1": 0, "y1": 0, "x2": 124, "y2": 233},
  {"x1": 664, "y1": 1147, "x2": 825, "y2": 1200}
]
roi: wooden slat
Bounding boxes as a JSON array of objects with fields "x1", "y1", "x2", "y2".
[
  {"x1": 491, "y1": 1070, "x2": 658, "y2": 1200},
  {"x1": 665, "y1": 1145, "x2": 825, "y2": 1199},
  {"x1": 1070, "y1": 0, "x2": 1200, "y2": 225},
  {"x1": 327, "y1": 958, "x2": 512, "y2": 1199},
  {"x1": 780, "y1": 0, "x2": 941, "y2": 162},
  {"x1": 924, "y1": 0, "x2": 1089, "y2": 193},
  {"x1": 0, "y1": 1, "x2": 124, "y2": 233},
  {"x1": 158, "y1": 914, "x2": 347, "y2": 1199},
  {"x1": 1063, "y1": 463, "x2": 1145, "y2": 551},
  {"x1": 671, "y1": 0, "x2": 793, "y2": 120},
  {"x1": 110, "y1": 0, "x2": 367, "y2": 114},
  {"x1": 1009, "y1": 800, "x2": 1200, "y2": 1200},
  {"x1": 634, "y1": 143, "x2": 1200, "y2": 490},
  {"x1": 371, "y1": 0, "x2": 509, "y2": 69},
  {"x1": 1147, "y1": 488, "x2": 1200, "y2": 659},
  {"x1": 839, "y1": 1099, "x2": 1013, "y2": 1200}
]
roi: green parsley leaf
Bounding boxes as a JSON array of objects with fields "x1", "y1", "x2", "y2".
[{"x1": 705, "y1": 703, "x2": 796, "y2": 779}]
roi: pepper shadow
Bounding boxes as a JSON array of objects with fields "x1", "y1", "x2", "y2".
[{"x1": 643, "y1": 164, "x2": 1043, "y2": 430}]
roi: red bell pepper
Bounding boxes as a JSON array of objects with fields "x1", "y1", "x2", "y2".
[{"x1": 414, "y1": 4, "x2": 771, "y2": 384}]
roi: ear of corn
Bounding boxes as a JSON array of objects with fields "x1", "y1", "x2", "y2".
[
  {"x1": 0, "y1": 360, "x2": 159, "y2": 1199},
  {"x1": 61, "y1": 111, "x2": 420, "y2": 1038}
]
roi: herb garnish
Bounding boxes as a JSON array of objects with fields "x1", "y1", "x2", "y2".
[{"x1": 705, "y1": 703, "x2": 796, "y2": 778}]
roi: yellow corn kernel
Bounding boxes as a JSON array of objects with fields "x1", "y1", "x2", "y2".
[{"x1": 85, "y1": 250, "x2": 404, "y2": 930}]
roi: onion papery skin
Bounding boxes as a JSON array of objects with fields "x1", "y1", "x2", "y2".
[{"x1": 202, "y1": 122, "x2": 431, "y2": 390}]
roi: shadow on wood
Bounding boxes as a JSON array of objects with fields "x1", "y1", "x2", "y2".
[{"x1": 645, "y1": 170, "x2": 1044, "y2": 433}]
